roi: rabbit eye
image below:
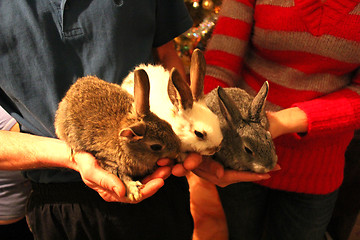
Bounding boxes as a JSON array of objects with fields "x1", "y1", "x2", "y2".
[
  {"x1": 113, "y1": 0, "x2": 124, "y2": 6},
  {"x1": 195, "y1": 130, "x2": 205, "y2": 139},
  {"x1": 244, "y1": 146, "x2": 254, "y2": 155},
  {"x1": 150, "y1": 144, "x2": 163, "y2": 151}
]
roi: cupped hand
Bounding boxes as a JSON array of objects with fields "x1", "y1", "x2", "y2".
[
  {"x1": 167, "y1": 152, "x2": 203, "y2": 177},
  {"x1": 192, "y1": 156, "x2": 280, "y2": 187},
  {"x1": 72, "y1": 151, "x2": 171, "y2": 203}
]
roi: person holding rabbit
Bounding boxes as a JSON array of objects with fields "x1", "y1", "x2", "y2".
[
  {"x1": 0, "y1": 1, "x2": 203, "y2": 239},
  {"x1": 0, "y1": 106, "x2": 33, "y2": 240},
  {"x1": 189, "y1": 0, "x2": 360, "y2": 240}
]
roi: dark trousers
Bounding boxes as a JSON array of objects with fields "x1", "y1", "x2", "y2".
[
  {"x1": 26, "y1": 176, "x2": 193, "y2": 240},
  {"x1": 327, "y1": 130, "x2": 360, "y2": 240},
  {"x1": 218, "y1": 182, "x2": 339, "y2": 240},
  {"x1": 0, "y1": 218, "x2": 34, "y2": 240}
]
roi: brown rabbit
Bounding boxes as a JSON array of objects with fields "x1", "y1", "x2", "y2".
[{"x1": 54, "y1": 70, "x2": 181, "y2": 201}]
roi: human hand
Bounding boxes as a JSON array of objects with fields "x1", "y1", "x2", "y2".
[
  {"x1": 266, "y1": 107, "x2": 308, "y2": 139},
  {"x1": 192, "y1": 156, "x2": 280, "y2": 187},
  {"x1": 72, "y1": 151, "x2": 171, "y2": 203},
  {"x1": 160, "y1": 152, "x2": 203, "y2": 177}
]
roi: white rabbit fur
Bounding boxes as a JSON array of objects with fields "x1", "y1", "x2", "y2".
[{"x1": 121, "y1": 50, "x2": 223, "y2": 158}]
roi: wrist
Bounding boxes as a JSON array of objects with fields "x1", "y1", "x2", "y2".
[
  {"x1": 35, "y1": 136, "x2": 78, "y2": 171},
  {"x1": 267, "y1": 107, "x2": 308, "y2": 138},
  {"x1": 64, "y1": 145, "x2": 78, "y2": 171}
]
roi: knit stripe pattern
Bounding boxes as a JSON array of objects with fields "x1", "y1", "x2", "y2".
[{"x1": 204, "y1": 0, "x2": 360, "y2": 194}]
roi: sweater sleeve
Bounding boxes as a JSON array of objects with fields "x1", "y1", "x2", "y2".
[
  {"x1": 293, "y1": 68, "x2": 360, "y2": 138},
  {"x1": 204, "y1": 0, "x2": 360, "y2": 138},
  {"x1": 204, "y1": 0, "x2": 255, "y2": 93}
]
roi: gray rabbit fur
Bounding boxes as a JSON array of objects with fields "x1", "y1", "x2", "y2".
[
  {"x1": 205, "y1": 82, "x2": 278, "y2": 173},
  {"x1": 54, "y1": 70, "x2": 181, "y2": 201}
]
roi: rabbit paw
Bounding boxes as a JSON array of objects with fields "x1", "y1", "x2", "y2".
[{"x1": 126, "y1": 181, "x2": 143, "y2": 201}]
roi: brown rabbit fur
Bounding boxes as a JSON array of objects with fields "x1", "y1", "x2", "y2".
[{"x1": 54, "y1": 70, "x2": 181, "y2": 201}]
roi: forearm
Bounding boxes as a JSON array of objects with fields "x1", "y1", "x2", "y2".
[
  {"x1": 0, "y1": 130, "x2": 75, "y2": 171},
  {"x1": 155, "y1": 41, "x2": 188, "y2": 81},
  {"x1": 267, "y1": 107, "x2": 308, "y2": 139}
]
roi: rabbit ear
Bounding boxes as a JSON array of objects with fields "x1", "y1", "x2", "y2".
[
  {"x1": 119, "y1": 122, "x2": 146, "y2": 141},
  {"x1": 217, "y1": 87, "x2": 244, "y2": 126},
  {"x1": 249, "y1": 81, "x2": 269, "y2": 122},
  {"x1": 168, "y1": 68, "x2": 193, "y2": 110},
  {"x1": 133, "y1": 69, "x2": 150, "y2": 117},
  {"x1": 190, "y1": 48, "x2": 206, "y2": 101}
]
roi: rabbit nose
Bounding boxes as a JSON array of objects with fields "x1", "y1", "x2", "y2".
[
  {"x1": 206, "y1": 146, "x2": 221, "y2": 156},
  {"x1": 215, "y1": 145, "x2": 221, "y2": 153},
  {"x1": 251, "y1": 163, "x2": 269, "y2": 173},
  {"x1": 252, "y1": 156, "x2": 278, "y2": 173}
]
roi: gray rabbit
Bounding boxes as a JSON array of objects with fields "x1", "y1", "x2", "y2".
[
  {"x1": 205, "y1": 82, "x2": 278, "y2": 173},
  {"x1": 54, "y1": 70, "x2": 181, "y2": 201}
]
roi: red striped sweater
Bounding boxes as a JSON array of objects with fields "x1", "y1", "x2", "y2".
[{"x1": 204, "y1": 0, "x2": 360, "y2": 194}]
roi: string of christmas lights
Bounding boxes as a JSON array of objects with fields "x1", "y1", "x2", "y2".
[{"x1": 175, "y1": 0, "x2": 222, "y2": 71}]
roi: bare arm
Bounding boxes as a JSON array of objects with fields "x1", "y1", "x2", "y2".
[
  {"x1": 0, "y1": 131, "x2": 72, "y2": 170},
  {"x1": 0, "y1": 131, "x2": 172, "y2": 203},
  {"x1": 155, "y1": 40, "x2": 188, "y2": 81},
  {"x1": 267, "y1": 107, "x2": 309, "y2": 139},
  {"x1": 0, "y1": 41, "x2": 189, "y2": 203}
]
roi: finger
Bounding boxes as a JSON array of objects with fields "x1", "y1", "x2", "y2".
[
  {"x1": 172, "y1": 153, "x2": 203, "y2": 176},
  {"x1": 193, "y1": 168, "x2": 271, "y2": 187},
  {"x1": 172, "y1": 163, "x2": 188, "y2": 177},
  {"x1": 270, "y1": 164, "x2": 281, "y2": 171},
  {"x1": 192, "y1": 168, "x2": 220, "y2": 185},
  {"x1": 95, "y1": 169, "x2": 126, "y2": 196},
  {"x1": 82, "y1": 172, "x2": 126, "y2": 200},
  {"x1": 76, "y1": 153, "x2": 127, "y2": 199},
  {"x1": 81, "y1": 176, "x2": 124, "y2": 202},
  {"x1": 95, "y1": 188, "x2": 125, "y2": 202},
  {"x1": 142, "y1": 166, "x2": 171, "y2": 184},
  {"x1": 117, "y1": 178, "x2": 166, "y2": 204},
  {"x1": 96, "y1": 176, "x2": 165, "y2": 203},
  {"x1": 157, "y1": 158, "x2": 173, "y2": 167},
  {"x1": 197, "y1": 158, "x2": 224, "y2": 178},
  {"x1": 141, "y1": 178, "x2": 164, "y2": 197},
  {"x1": 123, "y1": 178, "x2": 164, "y2": 204},
  {"x1": 182, "y1": 153, "x2": 202, "y2": 171},
  {"x1": 222, "y1": 170, "x2": 271, "y2": 183}
]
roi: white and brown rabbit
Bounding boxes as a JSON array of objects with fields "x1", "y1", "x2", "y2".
[
  {"x1": 205, "y1": 82, "x2": 278, "y2": 173},
  {"x1": 54, "y1": 70, "x2": 181, "y2": 201},
  {"x1": 121, "y1": 49, "x2": 223, "y2": 161}
]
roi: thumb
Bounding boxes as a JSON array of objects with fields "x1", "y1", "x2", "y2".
[
  {"x1": 198, "y1": 157, "x2": 225, "y2": 179},
  {"x1": 74, "y1": 151, "x2": 126, "y2": 198}
]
